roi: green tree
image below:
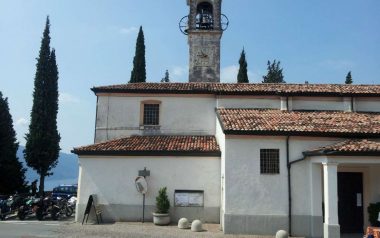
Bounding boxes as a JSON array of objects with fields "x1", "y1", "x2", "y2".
[
  {"x1": 161, "y1": 70, "x2": 170, "y2": 82},
  {"x1": 237, "y1": 48, "x2": 249, "y2": 83},
  {"x1": 0, "y1": 92, "x2": 27, "y2": 194},
  {"x1": 345, "y1": 71, "x2": 353, "y2": 84},
  {"x1": 262, "y1": 60, "x2": 285, "y2": 83},
  {"x1": 129, "y1": 26, "x2": 146, "y2": 83},
  {"x1": 24, "y1": 16, "x2": 61, "y2": 197}
]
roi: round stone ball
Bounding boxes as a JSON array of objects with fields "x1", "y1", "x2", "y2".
[
  {"x1": 191, "y1": 219, "x2": 203, "y2": 232},
  {"x1": 276, "y1": 230, "x2": 289, "y2": 238},
  {"x1": 178, "y1": 218, "x2": 190, "y2": 229}
]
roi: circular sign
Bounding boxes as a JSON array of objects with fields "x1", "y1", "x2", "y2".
[{"x1": 135, "y1": 176, "x2": 148, "y2": 194}]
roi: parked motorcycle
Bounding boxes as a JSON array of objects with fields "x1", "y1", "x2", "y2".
[
  {"x1": 67, "y1": 196, "x2": 77, "y2": 213},
  {"x1": 0, "y1": 194, "x2": 26, "y2": 220},
  {"x1": 17, "y1": 196, "x2": 40, "y2": 220},
  {"x1": 34, "y1": 196, "x2": 60, "y2": 220},
  {"x1": 54, "y1": 196, "x2": 73, "y2": 217}
]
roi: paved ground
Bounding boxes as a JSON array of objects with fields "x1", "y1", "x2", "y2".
[
  {"x1": 58, "y1": 222, "x2": 282, "y2": 238},
  {"x1": 0, "y1": 218, "x2": 306, "y2": 238},
  {"x1": 0, "y1": 217, "x2": 73, "y2": 238},
  {"x1": 0, "y1": 218, "x2": 366, "y2": 238}
]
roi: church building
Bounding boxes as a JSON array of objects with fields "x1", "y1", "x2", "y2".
[{"x1": 73, "y1": 1, "x2": 380, "y2": 238}]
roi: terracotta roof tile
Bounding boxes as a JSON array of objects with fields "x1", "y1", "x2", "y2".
[
  {"x1": 217, "y1": 109, "x2": 380, "y2": 136},
  {"x1": 72, "y1": 135, "x2": 220, "y2": 156},
  {"x1": 92, "y1": 83, "x2": 380, "y2": 96},
  {"x1": 304, "y1": 139, "x2": 380, "y2": 156}
]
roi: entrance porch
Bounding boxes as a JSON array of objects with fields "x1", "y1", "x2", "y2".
[{"x1": 308, "y1": 156, "x2": 380, "y2": 238}]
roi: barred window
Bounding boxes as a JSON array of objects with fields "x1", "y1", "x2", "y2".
[
  {"x1": 143, "y1": 104, "x2": 159, "y2": 125},
  {"x1": 260, "y1": 149, "x2": 280, "y2": 174}
]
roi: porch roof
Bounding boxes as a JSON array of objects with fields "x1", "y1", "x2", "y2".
[
  {"x1": 216, "y1": 108, "x2": 380, "y2": 137},
  {"x1": 303, "y1": 139, "x2": 380, "y2": 156},
  {"x1": 72, "y1": 135, "x2": 221, "y2": 156}
]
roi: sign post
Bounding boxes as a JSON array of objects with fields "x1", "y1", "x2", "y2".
[{"x1": 136, "y1": 167, "x2": 150, "y2": 223}]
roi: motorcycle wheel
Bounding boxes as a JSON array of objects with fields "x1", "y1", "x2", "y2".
[
  {"x1": 0, "y1": 214, "x2": 5, "y2": 220},
  {"x1": 51, "y1": 207, "x2": 59, "y2": 220},
  {"x1": 36, "y1": 207, "x2": 43, "y2": 221},
  {"x1": 17, "y1": 208, "x2": 25, "y2": 220},
  {"x1": 65, "y1": 206, "x2": 73, "y2": 217}
]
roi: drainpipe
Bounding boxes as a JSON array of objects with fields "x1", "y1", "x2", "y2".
[
  {"x1": 287, "y1": 153, "x2": 308, "y2": 237},
  {"x1": 286, "y1": 136, "x2": 291, "y2": 235}
]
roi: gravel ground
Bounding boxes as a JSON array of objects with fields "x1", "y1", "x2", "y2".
[{"x1": 57, "y1": 222, "x2": 302, "y2": 238}]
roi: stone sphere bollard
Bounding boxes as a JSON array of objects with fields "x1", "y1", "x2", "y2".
[
  {"x1": 178, "y1": 218, "x2": 190, "y2": 229},
  {"x1": 276, "y1": 230, "x2": 289, "y2": 238},
  {"x1": 191, "y1": 219, "x2": 203, "y2": 232}
]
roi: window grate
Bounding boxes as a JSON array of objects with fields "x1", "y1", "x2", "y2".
[
  {"x1": 143, "y1": 104, "x2": 159, "y2": 125},
  {"x1": 260, "y1": 149, "x2": 280, "y2": 174}
]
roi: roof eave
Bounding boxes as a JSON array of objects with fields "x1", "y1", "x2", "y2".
[
  {"x1": 222, "y1": 130, "x2": 380, "y2": 138},
  {"x1": 303, "y1": 150, "x2": 380, "y2": 157},
  {"x1": 72, "y1": 150, "x2": 221, "y2": 157}
]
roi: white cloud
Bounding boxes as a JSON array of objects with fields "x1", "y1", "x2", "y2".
[
  {"x1": 172, "y1": 65, "x2": 188, "y2": 77},
  {"x1": 221, "y1": 65, "x2": 238, "y2": 83},
  {"x1": 221, "y1": 65, "x2": 260, "y2": 83},
  {"x1": 119, "y1": 26, "x2": 138, "y2": 35},
  {"x1": 15, "y1": 117, "x2": 28, "y2": 126},
  {"x1": 320, "y1": 59, "x2": 354, "y2": 70},
  {"x1": 59, "y1": 93, "x2": 79, "y2": 104},
  {"x1": 168, "y1": 65, "x2": 189, "y2": 82}
]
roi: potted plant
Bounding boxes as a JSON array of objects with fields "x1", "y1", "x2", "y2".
[{"x1": 153, "y1": 187, "x2": 170, "y2": 225}]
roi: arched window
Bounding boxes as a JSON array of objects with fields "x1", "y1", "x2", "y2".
[{"x1": 196, "y1": 2, "x2": 213, "y2": 30}]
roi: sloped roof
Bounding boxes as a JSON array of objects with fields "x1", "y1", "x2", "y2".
[
  {"x1": 72, "y1": 135, "x2": 220, "y2": 156},
  {"x1": 92, "y1": 83, "x2": 380, "y2": 97},
  {"x1": 216, "y1": 108, "x2": 380, "y2": 137},
  {"x1": 303, "y1": 139, "x2": 380, "y2": 156}
]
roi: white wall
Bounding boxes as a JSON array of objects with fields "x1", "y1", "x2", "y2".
[
  {"x1": 355, "y1": 97, "x2": 380, "y2": 112},
  {"x1": 224, "y1": 136, "x2": 288, "y2": 215},
  {"x1": 216, "y1": 96, "x2": 280, "y2": 109},
  {"x1": 95, "y1": 95, "x2": 216, "y2": 142},
  {"x1": 215, "y1": 119, "x2": 226, "y2": 228},
  {"x1": 222, "y1": 136, "x2": 343, "y2": 217},
  {"x1": 76, "y1": 155, "x2": 221, "y2": 218},
  {"x1": 291, "y1": 97, "x2": 344, "y2": 111},
  {"x1": 289, "y1": 137, "x2": 341, "y2": 216}
]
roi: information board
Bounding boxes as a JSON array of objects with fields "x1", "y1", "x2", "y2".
[{"x1": 174, "y1": 190, "x2": 204, "y2": 207}]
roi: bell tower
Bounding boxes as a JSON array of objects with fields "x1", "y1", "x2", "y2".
[{"x1": 179, "y1": 0, "x2": 229, "y2": 82}]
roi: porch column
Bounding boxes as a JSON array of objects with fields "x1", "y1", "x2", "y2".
[{"x1": 323, "y1": 162, "x2": 340, "y2": 238}]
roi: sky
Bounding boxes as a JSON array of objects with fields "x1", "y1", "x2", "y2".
[{"x1": 0, "y1": 0, "x2": 379, "y2": 153}]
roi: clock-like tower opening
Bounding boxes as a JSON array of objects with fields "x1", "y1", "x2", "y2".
[{"x1": 179, "y1": 0, "x2": 228, "y2": 83}]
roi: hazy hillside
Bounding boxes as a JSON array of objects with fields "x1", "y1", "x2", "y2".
[{"x1": 17, "y1": 146, "x2": 79, "y2": 190}]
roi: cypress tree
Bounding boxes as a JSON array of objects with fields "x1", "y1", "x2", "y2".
[
  {"x1": 345, "y1": 71, "x2": 353, "y2": 84},
  {"x1": 0, "y1": 92, "x2": 27, "y2": 194},
  {"x1": 129, "y1": 26, "x2": 146, "y2": 83},
  {"x1": 237, "y1": 49, "x2": 249, "y2": 83},
  {"x1": 24, "y1": 16, "x2": 61, "y2": 197},
  {"x1": 161, "y1": 70, "x2": 170, "y2": 82},
  {"x1": 262, "y1": 60, "x2": 286, "y2": 83}
]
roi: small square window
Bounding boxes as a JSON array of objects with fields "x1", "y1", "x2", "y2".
[
  {"x1": 143, "y1": 104, "x2": 159, "y2": 125},
  {"x1": 260, "y1": 149, "x2": 280, "y2": 174}
]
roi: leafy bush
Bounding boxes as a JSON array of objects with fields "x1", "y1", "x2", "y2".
[
  {"x1": 155, "y1": 187, "x2": 170, "y2": 214},
  {"x1": 368, "y1": 202, "x2": 380, "y2": 226}
]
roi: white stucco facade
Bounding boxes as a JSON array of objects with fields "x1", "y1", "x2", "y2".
[
  {"x1": 95, "y1": 94, "x2": 380, "y2": 143},
  {"x1": 95, "y1": 94, "x2": 216, "y2": 143},
  {"x1": 76, "y1": 155, "x2": 221, "y2": 223},
  {"x1": 76, "y1": 90, "x2": 380, "y2": 238}
]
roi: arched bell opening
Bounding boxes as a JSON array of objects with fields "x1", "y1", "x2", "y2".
[{"x1": 195, "y1": 2, "x2": 214, "y2": 30}]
